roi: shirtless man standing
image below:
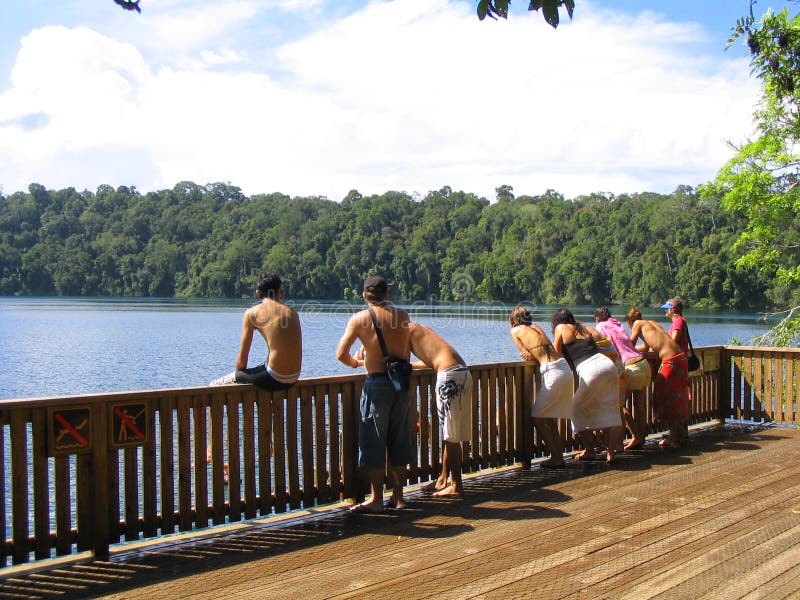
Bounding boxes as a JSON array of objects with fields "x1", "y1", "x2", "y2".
[
  {"x1": 210, "y1": 271, "x2": 302, "y2": 390},
  {"x1": 409, "y1": 322, "x2": 472, "y2": 497},
  {"x1": 336, "y1": 275, "x2": 414, "y2": 513},
  {"x1": 626, "y1": 307, "x2": 688, "y2": 448}
]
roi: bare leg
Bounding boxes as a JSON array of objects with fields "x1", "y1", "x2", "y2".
[
  {"x1": 433, "y1": 441, "x2": 465, "y2": 497},
  {"x1": 607, "y1": 423, "x2": 625, "y2": 455},
  {"x1": 575, "y1": 430, "x2": 596, "y2": 460},
  {"x1": 389, "y1": 466, "x2": 407, "y2": 508},
  {"x1": 660, "y1": 421, "x2": 684, "y2": 449},
  {"x1": 624, "y1": 391, "x2": 647, "y2": 450},
  {"x1": 533, "y1": 418, "x2": 564, "y2": 466},
  {"x1": 351, "y1": 467, "x2": 385, "y2": 513},
  {"x1": 422, "y1": 444, "x2": 449, "y2": 491}
]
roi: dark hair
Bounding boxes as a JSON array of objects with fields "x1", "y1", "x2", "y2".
[
  {"x1": 362, "y1": 275, "x2": 388, "y2": 305},
  {"x1": 626, "y1": 307, "x2": 643, "y2": 324},
  {"x1": 551, "y1": 308, "x2": 586, "y2": 335},
  {"x1": 509, "y1": 306, "x2": 534, "y2": 327},
  {"x1": 670, "y1": 298, "x2": 684, "y2": 315},
  {"x1": 256, "y1": 272, "x2": 282, "y2": 299},
  {"x1": 594, "y1": 306, "x2": 611, "y2": 322}
]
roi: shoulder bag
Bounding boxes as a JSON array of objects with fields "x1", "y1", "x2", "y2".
[
  {"x1": 685, "y1": 323, "x2": 702, "y2": 373},
  {"x1": 368, "y1": 307, "x2": 412, "y2": 392}
]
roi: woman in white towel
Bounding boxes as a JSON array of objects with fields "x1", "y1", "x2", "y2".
[
  {"x1": 510, "y1": 307, "x2": 573, "y2": 468},
  {"x1": 551, "y1": 308, "x2": 621, "y2": 463}
]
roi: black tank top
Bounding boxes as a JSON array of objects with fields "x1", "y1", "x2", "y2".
[{"x1": 563, "y1": 336, "x2": 597, "y2": 368}]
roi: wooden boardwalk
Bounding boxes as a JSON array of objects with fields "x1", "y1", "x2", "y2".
[{"x1": 2, "y1": 423, "x2": 800, "y2": 600}]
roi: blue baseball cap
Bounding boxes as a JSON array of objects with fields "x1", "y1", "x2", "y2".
[{"x1": 660, "y1": 296, "x2": 682, "y2": 310}]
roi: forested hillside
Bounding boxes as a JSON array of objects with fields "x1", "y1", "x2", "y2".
[{"x1": 0, "y1": 181, "x2": 776, "y2": 309}]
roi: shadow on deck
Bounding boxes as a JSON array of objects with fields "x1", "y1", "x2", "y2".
[{"x1": 2, "y1": 423, "x2": 800, "y2": 600}]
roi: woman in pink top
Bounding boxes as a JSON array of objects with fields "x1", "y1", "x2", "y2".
[
  {"x1": 661, "y1": 296, "x2": 690, "y2": 445},
  {"x1": 594, "y1": 307, "x2": 652, "y2": 450},
  {"x1": 662, "y1": 296, "x2": 689, "y2": 353}
]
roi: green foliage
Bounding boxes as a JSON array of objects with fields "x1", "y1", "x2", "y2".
[
  {"x1": 477, "y1": 0, "x2": 574, "y2": 27},
  {"x1": 0, "y1": 182, "x2": 775, "y2": 308},
  {"x1": 703, "y1": 1, "x2": 800, "y2": 344},
  {"x1": 750, "y1": 308, "x2": 800, "y2": 346}
]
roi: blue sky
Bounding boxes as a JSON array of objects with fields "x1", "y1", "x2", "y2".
[{"x1": 0, "y1": 1, "x2": 781, "y2": 201}]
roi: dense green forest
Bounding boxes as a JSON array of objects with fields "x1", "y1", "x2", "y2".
[{"x1": 0, "y1": 181, "x2": 781, "y2": 309}]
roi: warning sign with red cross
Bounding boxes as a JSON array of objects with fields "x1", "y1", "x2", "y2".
[{"x1": 110, "y1": 402, "x2": 149, "y2": 448}]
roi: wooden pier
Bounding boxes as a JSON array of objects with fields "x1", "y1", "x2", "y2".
[{"x1": 1, "y1": 422, "x2": 799, "y2": 599}]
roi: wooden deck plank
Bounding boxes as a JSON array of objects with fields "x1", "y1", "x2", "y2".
[
  {"x1": 738, "y1": 561, "x2": 800, "y2": 600},
  {"x1": 696, "y1": 525, "x2": 800, "y2": 600},
  {"x1": 381, "y1": 461, "x2": 800, "y2": 599},
  {"x1": 2, "y1": 424, "x2": 800, "y2": 600}
]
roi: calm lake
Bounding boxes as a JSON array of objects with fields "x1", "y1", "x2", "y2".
[{"x1": 0, "y1": 297, "x2": 774, "y2": 401}]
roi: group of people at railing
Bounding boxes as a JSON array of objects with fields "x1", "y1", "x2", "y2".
[
  {"x1": 510, "y1": 300, "x2": 694, "y2": 468},
  {"x1": 209, "y1": 271, "x2": 696, "y2": 513}
]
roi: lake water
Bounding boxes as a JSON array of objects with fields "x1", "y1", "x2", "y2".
[{"x1": 0, "y1": 297, "x2": 775, "y2": 401}]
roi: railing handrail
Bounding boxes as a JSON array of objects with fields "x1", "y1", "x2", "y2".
[
  {"x1": 0, "y1": 360, "x2": 529, "y2": 407},
  {"x1": 2, "y1": 345, "x2": 796, "y2": 567}
]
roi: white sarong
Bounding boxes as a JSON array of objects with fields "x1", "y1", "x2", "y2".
[
  {"x1": 571, "y1": 353, "x2": 622, "y2": 431},
  {"x1": 532, "y1": 358, "x2": 573, "y2": 419},
  {"x1": 436, "y1": 365, "x2": 473, "y2": 442}
]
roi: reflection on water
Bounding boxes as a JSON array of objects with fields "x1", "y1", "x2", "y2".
[{"x1": 0, "y1": 297, "x2": 775, "y2": 400}]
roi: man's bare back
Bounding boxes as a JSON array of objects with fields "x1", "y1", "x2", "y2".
[
  {"x1": 238, "y1": 298, "x2": 302, "y2": 376},
  {"x1": 408, "y1": 323, "x2": 464, "y2": 371},
  {"x1": 336, "y1": 303, "x2": 410, "y2": 372},
  {"x1": 628, "y1": 319, "x2": 681, "y2": 361}
]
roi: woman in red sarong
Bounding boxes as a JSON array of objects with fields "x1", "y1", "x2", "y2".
[
  {"x1": 654, "y1": 352, "x2": 689, "y2": 423},
  {"x1": 660, "y1": 296, "x2": 691, "y2": 443}
]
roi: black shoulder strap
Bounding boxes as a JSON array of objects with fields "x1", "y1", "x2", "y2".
[
  {"x1": 685, "y1": 321, "x2": 696, "y2": 354},
  {"x1": 367, "y1": 307, "x2": 390, "y2": 360}
]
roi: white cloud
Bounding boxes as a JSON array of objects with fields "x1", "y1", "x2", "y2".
[
  {"x1": 200, "y1": 48, "x2": 245, "y2": 65},
  {"x1": 0, "y1": 0, "x2": 760, "y2": 200},
  {"x1": 145, "y1": 1, "x2": 259, "y2": 51},
  {"x1": 273, "y1": 0, "x2": 324, "y2": 12}
]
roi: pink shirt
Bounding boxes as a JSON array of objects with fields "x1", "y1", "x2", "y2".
[
  {"x1": 669, "y1": 316, "x2": 689, "y2": 353},
  {"x1": 596, "y1": 318, "x2": 642, "y2": 364}
]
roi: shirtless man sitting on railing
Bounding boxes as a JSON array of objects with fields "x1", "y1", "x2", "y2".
[
  {"x1": 209, "y1": 271, "x2": 302, "y2": 391},
  {"x1": 208, "y1": 271, "x2": 303, "y2": 477}
]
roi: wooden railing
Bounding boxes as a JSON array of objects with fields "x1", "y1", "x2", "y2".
[
  {"x1": 1, "y1": 346, "x2": 797, "y2": 567},
  {"x1": 721, "y1": 346, "x2": 800, "y2": 424}
]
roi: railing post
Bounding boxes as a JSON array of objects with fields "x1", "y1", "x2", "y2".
[
  {"x1": 92, "y1": 400, "x2": 110, "y2": 560},
  {"x1": 719, "y1": 347, "x2": 732, "y2": 425},
  {"x1": 340, "y1": 381, "x2": 360, "y2": 503},
  {"x1": 520, "y1": 364, "x2": 535, "y2": 468}
]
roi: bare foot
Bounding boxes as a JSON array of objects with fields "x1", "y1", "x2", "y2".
[
  {"x1": 432, "y1": 483, "x2": 464, "y2": 498},
  {"x1": 575, "y1": 450, "x2": 595, "y2": 461},
  {"x1": 350, "y1": 500, "x2": 384, "y2": 514},
  {"x1": 387, "y1": 496, "x2": 407, "y2": 509},
  {"x1": 421, "y1": 480, "x2": 446, "y2": 492},
  {"x1": 624, "y1": 437, "x2": 644, "y2": 450},
  {"x1": 606, "y1": 449, "x2": 615, "y2": 464}
]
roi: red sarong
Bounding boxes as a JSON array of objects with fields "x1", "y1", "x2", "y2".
[{"x1": 654, "y1": 352, "x2": 689, "y2": 421}]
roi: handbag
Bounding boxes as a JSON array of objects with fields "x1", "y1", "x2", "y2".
[
  {"x1": 368, "y1": 308, "x2": 412, "y2": 392},
  {"x1": 686, "y1": 324, "x2": 702, "y2": 373}
]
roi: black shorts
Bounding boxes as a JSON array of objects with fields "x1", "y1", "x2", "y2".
[{"x1": 235, "y1": 365, "x2": 295, "y2": 391}]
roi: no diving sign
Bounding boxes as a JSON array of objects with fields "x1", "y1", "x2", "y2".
[{"x1": 48, "y1": 406, "x2": 92, "y2": 456}]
